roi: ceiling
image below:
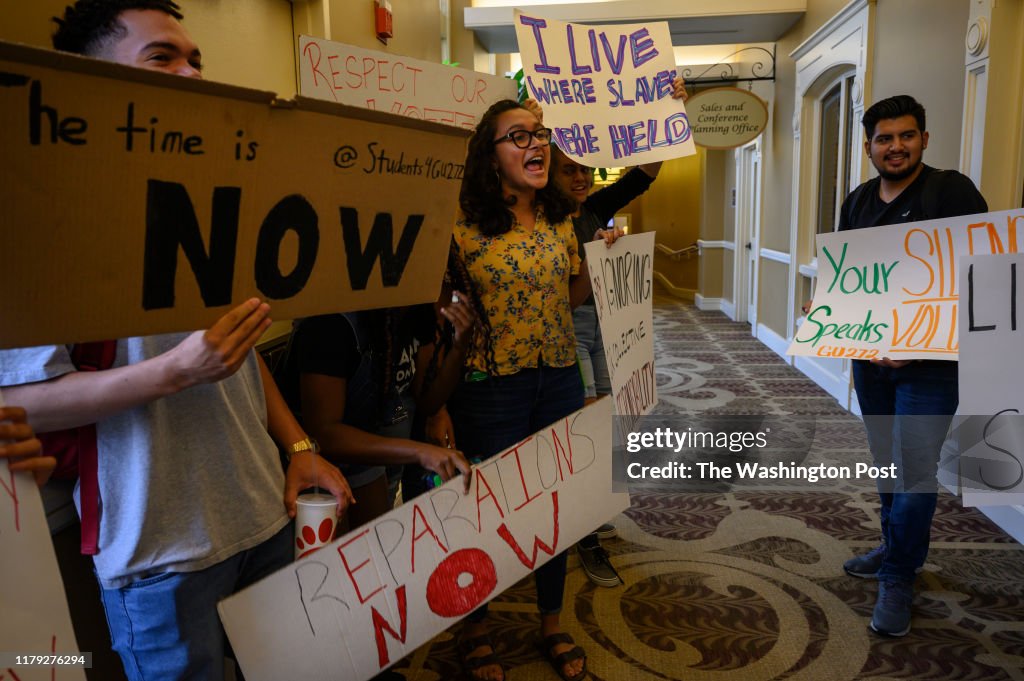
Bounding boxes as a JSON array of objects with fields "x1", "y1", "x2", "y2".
[{"x1": 463, "y1": 0, "x2": 807, "y2": 53}]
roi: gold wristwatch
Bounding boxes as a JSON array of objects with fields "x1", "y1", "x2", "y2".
[{"x1": 286, "y1": 437, "x2": 317, "y2": 463}]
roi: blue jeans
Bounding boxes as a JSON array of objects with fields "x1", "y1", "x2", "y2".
[
  {"x1": 450, "y1": 365, "x2": 584, "y2": 619},
  {"x1": 99, "y1": 523, "x2": 292, "y2": 681},
  {"x1": 852, "y1": 360, "x2": 958, "y2": 582},
  {"x1": 573, "y1": 305, "x2": 610, "y2": 398}
]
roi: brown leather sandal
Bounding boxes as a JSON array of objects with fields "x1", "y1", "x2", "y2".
[
  {"x1": 541, "y1": 632, "x2": 588, "y2": 681},
  {"x1": 458, "y1": 634, "x2": 505, "y2": 681}
]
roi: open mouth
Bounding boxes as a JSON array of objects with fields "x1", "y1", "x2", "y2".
[{"x1": 525, "y1": 154, "x2": 546, "y2": 173}]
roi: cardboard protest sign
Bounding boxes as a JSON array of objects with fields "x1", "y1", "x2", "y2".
[
  {"x1": 957, "y1": 253, "x2": 1024, "y2": 506},
  {"x1": 0, "y1": 41, "x2": 467, "y2": 349},
  {"x1": 298, "y1": 35, "x2": 516, "y2": 129},
  {"x1": 585, "y1": 233, "x2": 657, "y2": 430},
  {"x1": 513, "y1": 12, "x2": 695, "y2": 168},
  {"x1": 0, "y1": 392, "x2": 86, "y2": 681},
  {"x1": 788, "y1": 208, "x2": 1024, "y2": 360},
  {"x1": 219, "y1": 399, "x2": 624, "y2": 681}
]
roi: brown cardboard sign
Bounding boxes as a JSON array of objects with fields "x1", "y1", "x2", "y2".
[{"x1": 0, "y1": 41, "x2": 468, "y2": 349}]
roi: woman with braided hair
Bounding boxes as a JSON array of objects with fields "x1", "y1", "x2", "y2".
[{"x1": 437, "y1": 99, "x2": 618, "y2": 681}]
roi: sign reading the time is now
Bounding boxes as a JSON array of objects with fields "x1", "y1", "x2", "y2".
[{"x1": 687, "y1": 87, "x2": 768, "y2": 149}]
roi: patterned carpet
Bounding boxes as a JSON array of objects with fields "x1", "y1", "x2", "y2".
[{"x1": 397, "y1": 294, "x2": 1024, "y2": 681}]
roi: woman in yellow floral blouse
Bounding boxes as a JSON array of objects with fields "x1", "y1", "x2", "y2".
[{"x1": 441, "y1": 99, "x2": 610, "y2": 681}]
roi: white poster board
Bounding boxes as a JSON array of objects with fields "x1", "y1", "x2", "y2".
[
  {"x1": 585, "y1": 232, "x2": 657, "y2": 429},
  {"x1": 219, "y1": 399, "x2": 625, "y2": 681},
  {"x1": 298, "y1": 35, "x2": 516, "y2": 129},
  {"x1": 513, "y1": 12, "x2": 695, "y2": 168},
  {"x1": 0, "y1": 391, "x2": 86, "y2": 681},
  {"x1": 788, "y1": 208, "x2": 1024, "y2": 360},
  {"x1": 957, "y1": 252, "x2": 1024, "y2": 506}
]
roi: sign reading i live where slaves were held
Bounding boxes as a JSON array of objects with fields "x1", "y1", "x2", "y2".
[
  {"x1": 219, "y1": 399, "x2": 625, "y2": 681},
  {"x1": 298, "y1": 35, "x2": 517, "y2": 130},
  {"x1": 957, "y1": 252, "x2": 1024, "y2": 506},
  {"x1": 787, "y1": 208, "x2": 1024, "y2": 360},
  {"x1": 0, "y1": 390, "x2": 86, "y2": 681},
  {"x1": 0, "y1": 41, "x2": 467, "y2": 350},
  {"x1": 513, "y1": 12, "x2": 696, "y2": 168},
  {"x1": 585, "y1": 233, "x2": 657, "y2": 431}
]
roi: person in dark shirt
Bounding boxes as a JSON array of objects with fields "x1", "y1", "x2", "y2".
[
  {"x1": 835, "y1": 95, "x2": 987, "y2": 637},
  {"x1": 288, "y1": 304, "x2": 475, "y2": 530}
]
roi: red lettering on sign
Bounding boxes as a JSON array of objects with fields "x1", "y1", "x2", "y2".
[
  {"x1": 410, "y1": 503, "x2": 447, "y2": 574},
  {"x1": 497, "y1": 491, "x2": 560, "y2": 569},
  {"x1": 550, "y1": 418, "x2": 575, "y2": 480},
  {"x1": 474, "y1": 466, "x2": 505, "y2": 531},
  {"x1": 301, "y1": 41, "x2": 336, "y2": 101},
  {"x1": 0, "y1": 469, "x2": 20, "y2": 533},
  {"x1": 425, "y1": 548, "x2": 498, "y2": 617},
  {"x1": 501, "y1": 441, "x2": 542, "y2": 511},
  {"x1": 337, "y1": 529, "x2": 384, "y2": 604},
  {"x1": 371, "y1": 585, "x2": 408, "y2": 668}
]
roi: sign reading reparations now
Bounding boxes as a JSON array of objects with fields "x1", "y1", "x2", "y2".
[
  {"x1": 0, "y1": 41, "x2": 467, "y2": 349},
  {"x1": 220, "y1": 399, "x2": 625, "y2": 681}
]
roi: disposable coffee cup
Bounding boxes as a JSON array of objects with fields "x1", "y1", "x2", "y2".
[{"x1": 294, "y1": 493, "x2": 337, "y2": 559}]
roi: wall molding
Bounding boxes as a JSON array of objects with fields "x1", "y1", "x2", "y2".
[
  {"x1": 759, "y1": 248, "x2": 792, "y2": 265},
  {"x1": 654, "y1": 272, "x2": 696, "y2": 302},
  {"x1": 695, "y1": 294, "x2": 736, "y2": 319},
  {"x1": 697, "y1": 239, "x2": 736, "y2": 251},
  {"x1": 755, "y1": 323, "x2": 791, "y2": 361}
]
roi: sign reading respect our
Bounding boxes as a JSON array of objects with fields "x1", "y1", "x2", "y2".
[
  {"x1": 585, "y1": 233, "x2": 657, "y2": 431},
  {"x1": 298, "y1": 35, "x2": 516, "y2": 129},
  {"x1": 788, "y1": 208, "x2": 1024, "y2": 360},
  {"x1": 0, "y1": 41, "x2": 467, "y2": 349},
  {"x1": 513, "y1": 12, "x2": 696, "y2": 168},
  {"x1": 219, "y1": 399, "x2": 626, "y2": 681}
]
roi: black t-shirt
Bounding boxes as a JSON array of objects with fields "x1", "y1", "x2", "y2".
[
  {"x1": 574, "y1": 167, "x2": 655, "y2": 306},
  {"x1": 838, "y1": 164, "x2": 987, "y2": 231},
  {"x1": 293, "y1": 305, "x2": 436, "y2": 395}
]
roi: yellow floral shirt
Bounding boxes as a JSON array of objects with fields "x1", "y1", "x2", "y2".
[{"x1": 454, "y1": 211, "x2": 581, "y2": 376}]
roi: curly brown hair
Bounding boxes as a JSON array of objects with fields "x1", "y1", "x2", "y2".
[{"x1": 459, "y1": 99, "x2": 575, "y2": 236}]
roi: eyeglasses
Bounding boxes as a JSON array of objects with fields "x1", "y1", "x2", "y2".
[{"x1": 493, "y1": 127, "x2": 553, "y2": 149}]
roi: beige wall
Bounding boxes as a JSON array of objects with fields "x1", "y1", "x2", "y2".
[
  {"x1": 643, "y1": 151, "x2": 703, "y2": 296},
  {"x1": 979, "y1": 0, "x2": 1024, "y2": 209},
  {"x1": 757, "y1": 259, "x2": 790, "y2": 333},
  {"x1": 871, "y1": 0, "x2": 970, "y2": 171},
  {"x1": 325, "y1": 0, "x2": 440, "y2": 63},
  {"x1": 0, "y1": 0, "x2": 298, "y2": 94}
]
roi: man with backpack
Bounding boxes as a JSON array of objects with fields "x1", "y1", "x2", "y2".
[
  {"x1": 836, "y1": 95, "x2": 987, "y2": 636},
  {"x1": 0, "y1": 2, "x2": 354, "y2": 680}
]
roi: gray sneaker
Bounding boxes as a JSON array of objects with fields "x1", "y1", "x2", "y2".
[
  {"x1": 844, "y1": 544, "x2": 886, "y2": 579},
  {"x1": 870, "y1": 580, "x2": 914, "y2": 637},
  {"x1": 577, "y1": 539, "x2": 623, "y2": 588},
  {"x1": 595, "y1": 522, "x2": 617, "y2": 540}
]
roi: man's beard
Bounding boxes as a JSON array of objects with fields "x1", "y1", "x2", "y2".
[{"x1": 875, "y1": 156, "x2": 921, "y2": 182}]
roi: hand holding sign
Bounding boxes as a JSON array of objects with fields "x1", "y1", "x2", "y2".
[
  {"x1": 165, "y1": 298, "x2": 272, "y2": 388},
  {"x1": 0, "y1": 405, "x2": 52, "y2": 487}
]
